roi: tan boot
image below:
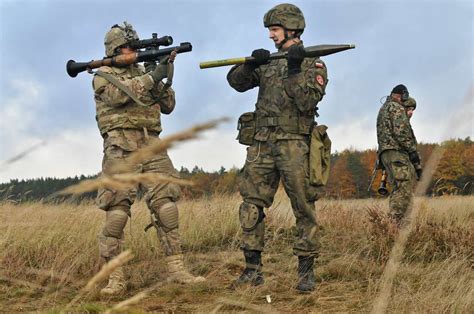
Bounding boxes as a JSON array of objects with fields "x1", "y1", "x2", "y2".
[
  {"x1": 166, "y1": 254, "x2": 206, "y2": 284},
  {"x1": 100, "y1": 266, "x2": 126, "y2": 296}
]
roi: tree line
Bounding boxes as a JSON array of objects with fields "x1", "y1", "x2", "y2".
[{"x1": 1, "y1": 138, "x2": 472, "y2": 203}]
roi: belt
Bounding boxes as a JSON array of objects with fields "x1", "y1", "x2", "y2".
[{"x1": 255, "y1": 115, "x2": 314, "y2": 134}]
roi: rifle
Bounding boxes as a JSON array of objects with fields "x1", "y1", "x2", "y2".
[
  {"x1": 199, "y1": 44, "x2": 355, "y2": 69},
  {"x1": 368, "y1": 159, "x2": 388, "y2": 196},
  {"x1": 66, "y1": 39, "x2": 192, "y2": 77}
]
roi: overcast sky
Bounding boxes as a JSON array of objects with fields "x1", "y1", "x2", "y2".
[{"x1": 0, "y1": 0, "x2": 473, "y2": 182}]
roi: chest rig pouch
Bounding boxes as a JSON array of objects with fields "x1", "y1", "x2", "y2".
[{"x1": 236, "y1": 112, "x2": 256, "y2": 146}]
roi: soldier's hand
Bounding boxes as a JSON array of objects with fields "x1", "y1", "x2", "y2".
[
  {"x1": 169, "y1": 50, "x2": 177, "y2": 63},
  {"x1": 287, "y1": 45, "x2": 305, "y2": 75},
  {"x1": 144, "y1": 61, "x2": 157, "y2": 73},
  {"x1": 409, "y1": 151, "x2": 421, "y2": 165},
  {"x1": 251, "y1": 49, "x2": 270, "y2": 66},
  {"x1": 149, "y1": 63, "x2": 168, "y2": 82}
]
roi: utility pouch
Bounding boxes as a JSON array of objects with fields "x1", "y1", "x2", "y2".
[
  {"x1": 237, "y1": 112, "x2": 256, "y2": 146},
  {"x1": 309, "y1": 125, "x2": 331, "y2": 186}
]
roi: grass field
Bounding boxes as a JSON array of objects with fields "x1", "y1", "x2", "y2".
[{"x1": 1, "y1": 193, "x2": 473, "y2": 312}]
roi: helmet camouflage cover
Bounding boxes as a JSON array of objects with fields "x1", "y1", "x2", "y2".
[
  {"x1": 104, "y1": 21, "x2": 139, "y2": 57},
  {"x1": 263, "y1": 3, "x2": 306, "y2": 31},
  {"x1": 403, "y1": 97, "x2": 417, "y2": 110}
]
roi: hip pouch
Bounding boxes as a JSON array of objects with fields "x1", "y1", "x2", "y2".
[
  {"x1": 309, "y1": 125, "x2": 331, "y2": 186},
  {"x1": 237, "y1": 112, "x2": 256, "y2": 146}
]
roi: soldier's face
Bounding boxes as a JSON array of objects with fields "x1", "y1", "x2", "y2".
[
  {"x1": 119, "y1": 47, "x2": 135, "y2": 54},
  {"x1": 268, "y1": 26, "x2": 285, "y2": 47},
  {"x1": 407, "y1": 108, "x2": 414, "y2": 118}
]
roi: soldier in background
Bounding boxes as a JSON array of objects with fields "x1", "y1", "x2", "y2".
[
  {"x1": 227, "y1": 4, "x2": 328, "y2": 292},
  {"x1": 93, "y1": 22, "x2": 204, "y2": 296},
  {"x1": 377, "y1": 85, "x2": 422, "y2": 225}
]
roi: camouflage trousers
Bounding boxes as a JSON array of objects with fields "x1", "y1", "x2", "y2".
[
  {"x1": 97, "y1": 129, "x2": 182, "y2": 261},
  {"x1": 380, "y1": 149, "x2": 416, "y2": 222},
  {"x1": 239, "y1": 138, "x2": 320, "y2": 257}
]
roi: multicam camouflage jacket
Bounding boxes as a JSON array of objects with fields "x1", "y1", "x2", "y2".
[
  {"x1": 92, "y1": 64, "x2": 175, "y2": 136},
  {"x1": 227, "y1": 43, "x2": 328, "y2": 141},
  {"x1": 377, "y1": 98, "x2": 417, "y2": 155}
]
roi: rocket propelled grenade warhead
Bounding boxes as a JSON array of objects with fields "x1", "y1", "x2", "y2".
[{"x1": 199, "y1": 44, "x2": 355, "y2": 69}]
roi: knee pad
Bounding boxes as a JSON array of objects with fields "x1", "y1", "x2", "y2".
[
  {"x1": 102, "y1": 209, "x2": 129, "y2": 238},
  {"x1": 152, "y1": 202, "x2": 179, "y2": 233},
  {"x1": 239, "y1": 202, "x2": 265, "y2": 232}
]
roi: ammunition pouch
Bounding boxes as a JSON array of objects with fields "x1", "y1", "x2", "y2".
[
  {"x1": 309, "y1": 125, "x2": 331, "y2": 186},
  {"x1": 237, "y1": 112, "x2": 256, "y2": 145},
  {"x1": 255, "y1": 115, "x2": 314, "y2": 134}
]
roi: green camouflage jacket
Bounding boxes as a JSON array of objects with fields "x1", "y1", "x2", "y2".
[
  {"x1": 377, "y1": 98, "x2": 417, "y2": 155},
  {"x1": 227, "y1": 43, "x2": 328, "y2": 141}
]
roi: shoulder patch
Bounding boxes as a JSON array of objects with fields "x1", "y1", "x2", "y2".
[
  {"x1": 93, "y1": 74, "x2": 109, "y2": 92},
  {"x1": 316, "y1": 74, "x2": 325, "y2": 86}
]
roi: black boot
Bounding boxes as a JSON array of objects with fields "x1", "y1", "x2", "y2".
[
  {"x1": 230, "y1": 250, "x2": 264, "y2": 288},
  {"x1": 296, "y1": 255, "x2": 316, "y2": 293}
]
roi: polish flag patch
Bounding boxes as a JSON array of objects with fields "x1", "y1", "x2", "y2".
[
  {"x1": 316, "y1": 75, "x2": 324, "y2": 85},
  {"x1": 315, "y1": 62, "x2": 325, "y2": 68}
]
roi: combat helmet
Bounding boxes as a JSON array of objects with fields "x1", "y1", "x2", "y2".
[
  {"x1": 403, "y1": 97, "x2": 417, "y2": 110},
  {"x1": 104, "y1": 22, "x2": 139, "y2": 57},
  {"x1": 263, "y1": 3, "x2": 306, "y2": 33}
]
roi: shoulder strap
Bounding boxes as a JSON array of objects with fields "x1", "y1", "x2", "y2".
[
  {"x1": 95, "y1": 70, "x2": 149, "y2": 107},
  {"x1": 156, "y1": 62, "x2": 174, "y2": 99}
]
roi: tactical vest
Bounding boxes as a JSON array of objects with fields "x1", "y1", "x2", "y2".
[
  {"x1": 255, "y1": 58, "x2": 315, "y2": 135},
  {"x1": 95, "y1": 66, "x2": 162, "y2": 136}
]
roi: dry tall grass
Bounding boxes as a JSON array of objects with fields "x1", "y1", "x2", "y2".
[{"x1": 1, "y1": 193, "x2": 472, "y2": 312}]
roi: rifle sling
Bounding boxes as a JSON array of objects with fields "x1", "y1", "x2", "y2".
[
  {"x1": 157, "y1": 62, "x2": 174, "y2": 99},
  {"x1": 95, "y1": 70, "x2": 150, "y2": 107}
]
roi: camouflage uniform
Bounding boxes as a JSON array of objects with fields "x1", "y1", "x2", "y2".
[
  {"x1": 227, "y1": 4, "x2": 329, "y2": 293},
  {"x1": 93, "y1": 22, "x2": 204, "y2": 296},
  {"x1": 377, "y1": 93, "x2": 418, "y2": 222},
  {"x1": 94, "y1": 64, "x2": 183, "y2": 258},
  {"x1": 228, "y1": 52, "x2": 328, "y2": 256}
]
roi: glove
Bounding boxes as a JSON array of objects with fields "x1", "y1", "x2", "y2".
[
  {"x1": 409, "y1": 151, "x2": 421, "y2": 165},
  {"x1": 287, "y1": 44, "x2": 305, "y2": 75},
  {"x1": 250, "y1": 49, "x2": 270, "y2": 66},
  {"x1": 144, "y1": 61, "x2": 157, "y2": 73},
  {"x1": 149, "y1": 63, "x2": 168, "y2": 83}
]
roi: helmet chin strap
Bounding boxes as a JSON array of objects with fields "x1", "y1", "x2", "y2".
[{"x1": 276, "y1": 29, "x2": 297, "y2": 49}]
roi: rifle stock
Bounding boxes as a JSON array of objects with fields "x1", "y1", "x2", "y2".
[{"x1": 199, "y1": 44, "x2": 355, "y2": 69}]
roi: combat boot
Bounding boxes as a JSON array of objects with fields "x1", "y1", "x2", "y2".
[
  {"x1": 100, "y1": 266, "x2": 126, "y2": 296},
  {"x1": 166, "y1": 254, "x2": 206, "y2": 284},
  {"x1": 230, "y1": 250, "x2": 264, "y2": 288},
  {"x1": 296, "y1": 255, "x2": 316, "y2": 293}
]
